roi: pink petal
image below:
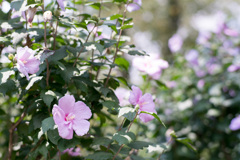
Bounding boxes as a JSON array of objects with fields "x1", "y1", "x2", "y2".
[
  {"x1": 57, "y1": 0, "x2": 65, "y2": 11},
  {"x1": 73, "y1": 101, "x2": 92, "y2": 120},
  {"x1": 129, "y1": 86, "x2": 142, "y2": 105},
  {"x1": 139, "y1": 108, "x2": 157, "y2": 123},
  {"x1": 24, "y1": 58, "x2": 40, "y2": 74},
  {"x1": 58, "y1": 95, "x2": 75, "y2": 114},
  {"x1": 57, "y1": 122, "x2": 73, "y2": 139},
  {"x1": 73, "y1": 119, "x2": 90, "y2": 136},
  {"x1": 52, "y1": 104, "x2": 65, "y2": 125},
  {"x1": 139, "y1": 93, "x2": 155, "y2": 110}
]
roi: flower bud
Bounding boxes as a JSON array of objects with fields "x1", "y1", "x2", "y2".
[
  {"x1": 27, "y1": 7, "x2": 37, "y2": 27},
  {"x1": 91, "y1": 15, "x2": 99, "y2": 23},
  {"x1": 43, "y1": 11, "x2": 52, "y2": 22},
  {"x1": 97, "y1": 20, "x2": 104, "y2": 26},
  {"x1": 54, "y1": 10, "x2": 61, "y2": 17},
  {"x1": 8, "y1": 54, "x2": 14, "y2": 61}
]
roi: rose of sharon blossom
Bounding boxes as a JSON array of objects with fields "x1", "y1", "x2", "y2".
[
  {"x1": 15, "y1": 46, "x2": 40, "y2": 80},
  {"x1": 63, "y1": 147, "x2": 81, "y2": 156},
  {"x1": 26, "y1": 7, "x2": 37, "y2": 27},
  {"x1": 52, "y1": 95, "x2": 92, "y2": 139},
  {"x1": 129, "y1": 86, "x2": 157, "y2": 123},
  {"x1": 127, "y1": 0, "x2": 142, "y2": 12},
  {"x1": 132, "y1": 54, "x2": 168, "y2": 80},
  {"x1": 229, "y1": 115, "x2": 240, "y2": 131}
]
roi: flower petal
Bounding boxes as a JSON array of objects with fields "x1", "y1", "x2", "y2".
[
  {"x1": 139, "y1": 93, "x2": 155, "y2": 110},
  {"x1": 139, "y1": 110, "x2": 156, "y2": 123},
  {"x1": 129, "y1": 86, "x2": 142, "y2": 105},
  {"x1": 230, "y1": 115, "x2": 240, "y2": 131},
  {"x1": 57, "y1": 122, "x2": 73, "y2": 139},
  {"x1": 73, "y1": 119, "x2": 90, "y2": 136},
  {"x1": 58, "y1": 95, "x2": 75, "y2": 114},
  {"x1": 57, "y1": 0, "x2": 65, "y2": 11},
  {"x1": 24, "y1": 58, "x2": 40, "y2": 74},
  {"x1": 73, "y1": 101, "x2": 92, "y2": 120},
  {"x1": 52, "y1": 104, "x2": 65, "y2": 125}
]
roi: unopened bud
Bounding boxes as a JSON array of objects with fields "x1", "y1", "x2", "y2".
[
  {"x1": 97, "y1": 20, "x2": 104, "y2": 26},
  {"x1": 91, "y1": 15, "x2": 99, "y2": 23},
  {"x1": 27, "y1": 7, "x2": 37, "y2": 28},
  {"x1": 54, "y1": 10, "x2": 61, "y2": 17},
  {"x1": 43, "y1": 11, "x2": 52, "y2": 22},
  {"x1": 8, "y1": 54, "x2": 14, "y2": 61}
]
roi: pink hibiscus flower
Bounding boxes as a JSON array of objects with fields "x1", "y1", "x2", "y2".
[
  {"x1": 52, "y1": 95, "x2": 92, "y2": 139},
  {"x1": 63, "y1": 147, "x2": 81, "y2": 156},
  {"x1": 129, "y1": 86, "x2": 157, "y2": 123},
  {"x1": 229, "y1": 115, "x2": 240, "y2": 131},
  {"x1": 15, "y1": 46, "x2": 40, "y2": 80},
  {"x1": 57, "y1": 0, "x2": 65, "y2": 11}
]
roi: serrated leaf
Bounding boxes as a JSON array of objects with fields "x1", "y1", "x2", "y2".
[
  {"x1": 128, "y1": 50, "x2": 146, "y2": 56},
  {"x1": 127, "y1": 141, "x2": 153, "y2": 150},
  {"x1": 140, "y1": 111, "x2": 166, "y2": 128},
  {"x1": 118, "y1": 107, "x2": 136, "y2": 121},
  {"x1": 47, "y1": 129, "x2": 61, "y2": 145},
  {"x1": 112, "y1": 131, "x2": 136, "y2": 145},
  {"x1": 92, "y1": 137, "x2": 113, "y2": 146},
  {"x1": 40, "y1": 90, "x2": 56, "y2": 107},
  {"x1": 86, "y1": 152, "x2": 113, "y2": 160},
  {"x1": 41, "y1": 117, "x2": 55, "y2": 133},
  {"x1": 48, "y1": 46, "x2": 68, "y2": 62},
  {"x1": 102, "y1": 101, "x2": 120, "y2": 115}
]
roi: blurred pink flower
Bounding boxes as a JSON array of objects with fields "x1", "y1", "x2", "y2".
[
  {"x1": 224, "y1": 28, "x2": 239, "y2": 37},
  {"x1": 185, "y1": 50, "x2": 199, "y2": 66},
  {"x1": 63, "y1": 147, "x2": 81, "y2": 156},
  {"x1": 227, "y1": 64, "x2": 240, "y2": 72},
  {"x1": 166, "y1": 81, "x2": 176, "y2": 88},
  {"x1": 168, "y1": 34, "x2": 183, "y2": 53},
  {"x1": 57, "y1": 0, "x2": 65, "y2": 11},
  {"x1": 127, "y1": 0, "x2": 142, "y2": 12},
  {"x1": 52, "y1": 95, "x2": 92, "y2": 139},
  {"x1": 129, "y1": 86, "x2": 157, "y2": 123},
  {"x1": 229, "y1": 115, "x2": 240, "y2": 131},
  {"x1": 114, "y1": 88, "x2": 130, "y2": 106},
  {"x1": 197, "y1": 79, "x2": 205, "y2": 89},
  {"x1": 132, "y1": 55, "x2": 168, "y2": 79},
  {"x1": 15, "y1": 46, "x2": 40, "y2": 80}
]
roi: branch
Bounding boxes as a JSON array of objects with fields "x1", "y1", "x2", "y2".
[
  {"x1": 104, "y1": 0, "x2": 130, "y2": 87},
  {"x1": 8, "y1": 108, "x2": 28, "y2": 160}
]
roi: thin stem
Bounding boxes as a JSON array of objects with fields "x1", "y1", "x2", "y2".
[
  {"x1": 157, "y1": 137, "x2": 173, "y2": 160},
  {"x1": 112, "y1": 144, "x2": 124, "y2": 160},
  {"x1": 53, "y1": 21, "x2": 59, "y2": 50},
  {"x1": 127, "y1": 112, "x2": 138, "y2": 132},
  {"x1": 73, "y1": 24, "x2": 96, "y2": 67},
  {"x1": 118, "y1": 118, "x2": 126, "y2": 131},
  {"x1": 8, "y1": 107, "x2": 28, "y2": 160},
  {"x1": 25, "y1": 136, "x2": 45, "y2": 159},
  {"x1": 104, "y1": 0, "x2": 130, "y2": 87}
]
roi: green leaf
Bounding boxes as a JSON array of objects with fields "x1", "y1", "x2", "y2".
[
  {"x1": 26, "y1": 76, "x2": 43, "y2": 90},
  {"x1": 155, "y1": 80, "x2": 168, "y2": 89},
  {"x1": 107, "y1": 14, "x2": 123, "y2": 20},
  {"x1": 112, "y1": 131, "x2": 136, "y2": 145},
  {"x1": 86, "y1": 152, "x2": 113, "y2": 160},
  {"x1": 84, "y1": 42, "x2": 105, "y2": 55},
  {"x1": 118, "y1": 107, "x2": 136, "y2": 121},
  {"x1": 115, "y1": 57, "x2": 129, "y2": 71},
  {"x1": 40, "y1": 90, "x2": 56, "y2": 107},
  {"x1": 104, "y1": 78, "x2": 119, "y2": 89},
  {"x1": 58, "y1": 137, "x2": 80, "y2": 151},
  {"x1": 32, "y1": 112, "x2": 49, "y2": 130},
  {"x1": 102, "y1": 101, "x2": 120, "y2": 115},
  {"x1": 92, "y1": 137, "x2": 113, "y2": 146},
  {"x1": 38, "y1": 142, "x2": 48, "y2": 158},
  {"x1": 47, "y1": 129, "x2": 61, "y2": 145},
  {"x1": 128, "y1": 141, "x2": 153, "y2": 150},
  {"x1": 127, "y1": 50, "x2": 146, "y2": 56},
  {"x1": 120, "y1": 23, "x2": 134, "y2": 30},
  {"x1": 0, "y1": 80, "x2": 16, "y2": 95},
  {"x1": 140, "y1": 111, "x2": 166, "y2": 128},
  {"x1": 41, "y1": 117, "x2": 55, "y2": 133},
  {"x1": 116, "y1": 77, "x2": 129, "y2": 87},
  {"x1": 175, "y1": 137, "x2": 197, "y2": 153},
  {"x1": 48, "y1": 46, "x2": 68, "y2": 62},
  {"x1": 11, "y1": 0, "x2": 25, "y2": 11}
]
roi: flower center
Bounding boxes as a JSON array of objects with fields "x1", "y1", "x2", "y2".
[
  {"x1": 65, "y1": 113, "x2": 75, "y2": 122},
  {"x1": 22, "y1": 60, "x2": 27, "y2": 64}
]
